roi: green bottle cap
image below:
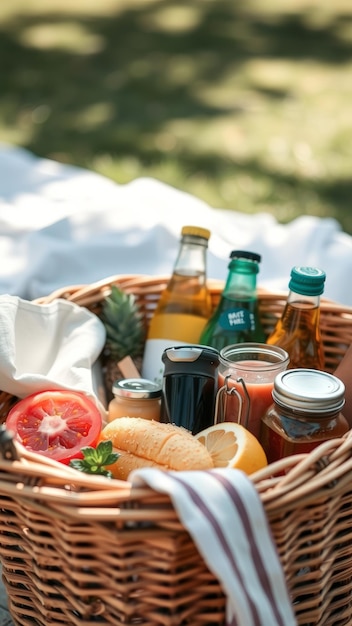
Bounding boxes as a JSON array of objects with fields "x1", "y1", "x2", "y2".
[{"x1": 288, "y1": 266, "x2": 326, "y2": 296}]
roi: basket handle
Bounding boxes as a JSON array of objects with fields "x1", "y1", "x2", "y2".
[{"x1": 0, "y1": 425, "x2": 18, "y2": 461}]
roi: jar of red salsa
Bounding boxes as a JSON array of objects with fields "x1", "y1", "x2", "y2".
[{"x1": 259, "y1": 369, "x2": 349, "y2": 463}]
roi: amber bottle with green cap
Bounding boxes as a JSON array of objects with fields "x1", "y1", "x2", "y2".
[{"x1": 266, "y1": 266, "x2": 326, "y2": 370}]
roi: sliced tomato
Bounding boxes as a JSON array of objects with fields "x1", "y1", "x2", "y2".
[{"x1": 6, "y1": 390, "x2": 102, "y2": 464}]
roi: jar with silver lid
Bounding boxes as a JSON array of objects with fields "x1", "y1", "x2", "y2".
[
  {"x1": 259, "y1": 369, "x2": 349, "y2": 463},
  {"x1": 108, "y1": 378, "x2": 162, "y2": 423}
]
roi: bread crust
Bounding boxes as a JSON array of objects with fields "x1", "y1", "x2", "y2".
[{"x1": 100, "y1": 417, "x2": 214, "y2": 478}]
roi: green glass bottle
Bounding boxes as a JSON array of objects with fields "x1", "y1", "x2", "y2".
[{"x1": 200, "y1": 250, "x2": 265, "y2": 351}]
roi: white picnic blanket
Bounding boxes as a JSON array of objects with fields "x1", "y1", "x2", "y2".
[{"x1": 1, "y1": 142, "x2": 352, "y2": 305}]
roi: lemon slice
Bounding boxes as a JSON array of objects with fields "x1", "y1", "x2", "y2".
[{"x1": 195, "y1": 422, "x2": 268, "y2": 475}]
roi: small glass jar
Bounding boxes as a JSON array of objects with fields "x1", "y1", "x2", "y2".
[
  {"x1": 260, "y1": 369, "x2": 349, "y2": 463},
  {"x1": 108, "y1": 378, "x2": 162, "y2": 423}
]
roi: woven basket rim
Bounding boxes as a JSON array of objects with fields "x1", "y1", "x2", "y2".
[
  {"x1": 34, "y1": 273, "x2": 352, "y2": 306},
  {"x1": 0, "y1": 429, "x2": 349, "y2": 546}
]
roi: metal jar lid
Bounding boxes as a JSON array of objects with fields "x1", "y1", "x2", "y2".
[
  {"x1": 273, "y1": 369, "x2": 345, "y2": 414},
  {"x1": 112, "y1": 378, "x2": 162, "y2": 399}
]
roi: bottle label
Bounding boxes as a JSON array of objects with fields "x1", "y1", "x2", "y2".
[
  {"x1": 219, "y1": 308, "x2": 255, "y2": 332},
  {"x1": 143, "y1": 313, "x2": 209, "y2": 385},
  {"x1": 142, "y1": 338, "x2": 190, "y2": 387},
  {"x1": 147, "y1": 313, "x2": 208, "y2": 341}
]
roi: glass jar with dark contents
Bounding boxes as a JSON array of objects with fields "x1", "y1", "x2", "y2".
[{"x1": 259, "y1": 369, "x2": 349, "y2": 464}]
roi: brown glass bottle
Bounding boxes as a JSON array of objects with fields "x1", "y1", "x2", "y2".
[{"x1": 266, "y1": 266, "x2": 326, "y2": 370}]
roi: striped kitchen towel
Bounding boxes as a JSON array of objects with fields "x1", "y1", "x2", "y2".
[{"x1": 131, "y1": 467, "x2": 297, "y2": 626}]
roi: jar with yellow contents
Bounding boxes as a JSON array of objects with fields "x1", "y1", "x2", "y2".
[{"x1": 108, "y1": 378, "x2": 162, "y2": 423}]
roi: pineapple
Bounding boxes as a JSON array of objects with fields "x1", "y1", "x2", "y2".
[{"x1": 100, "y1": 285, "x2": 145, "y2": 401}]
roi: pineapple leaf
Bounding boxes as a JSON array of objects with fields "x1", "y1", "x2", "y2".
[{"x1": 101, "y1": 285, "x2": 145, "y2": 360}]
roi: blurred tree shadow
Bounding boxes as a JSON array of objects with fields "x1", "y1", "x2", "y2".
[{"x1": 0, "y1": 0, "x2": 351, "y2": 232}]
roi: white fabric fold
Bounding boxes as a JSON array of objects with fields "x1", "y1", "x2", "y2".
[
  {"x1": 0, "y1": 294, "x2": 107, "y2": 412},
  {"x1": 131, "y1": 467, "x2": 297, "y2": 626}
]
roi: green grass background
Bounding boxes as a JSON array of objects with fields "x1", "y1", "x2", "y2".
[{"x1": 1, "y1": 0, "x2": 352, "y2": 233}]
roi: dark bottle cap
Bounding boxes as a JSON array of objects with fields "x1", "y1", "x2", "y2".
[
  {"x1": 288, "y1": 266, "x2": 326, "y2": 296},
  {"x1": 230, "y1": 250, "x2": 261, "y2": 263},
  {"x1": 162, "y1": 345, "x2": 220, "y2": 377}
]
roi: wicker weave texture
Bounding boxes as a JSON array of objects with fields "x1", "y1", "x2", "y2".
[
  {"x1": 0, "y1": 458, "x2": 226, "y2": 626},
  {"x1": 1, "y1": 436, "x2": 352, "y2": 625},
  {"x1": 0, "y1": 274, "x2": 352, "y2": 626}
]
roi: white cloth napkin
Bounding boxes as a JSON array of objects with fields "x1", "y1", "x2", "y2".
[
  {"x1": 131, "y1": 467, "x2": 297, "y2": 626},
  {"x1": 0, "y1": 294, "x2": 107, "y2": 412}
]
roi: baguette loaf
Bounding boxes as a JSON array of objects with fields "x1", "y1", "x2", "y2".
[{"x1": 100, "y1": 417, "x2": 214, "y2": 480}]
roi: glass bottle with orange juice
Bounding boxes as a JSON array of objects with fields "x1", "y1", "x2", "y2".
[{"x1": 142, "y1": 225, "x2": 212, "y2": 385}]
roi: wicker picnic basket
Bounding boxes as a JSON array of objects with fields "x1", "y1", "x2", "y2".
[{"x1": 1, "y1": 274, "x2": 352, "y2": 626}]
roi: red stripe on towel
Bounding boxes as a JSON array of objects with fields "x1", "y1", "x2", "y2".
[
  {"x1": 212, "y1": 472, "x2": 288, "y2": 626},
  {"x1": 173, "y1": 472, "x2": 261, "y2": 626}
]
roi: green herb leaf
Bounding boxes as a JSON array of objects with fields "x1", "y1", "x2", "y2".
[{"x1": 69, "y1": 440, "x2": 119, "y2": 478}]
